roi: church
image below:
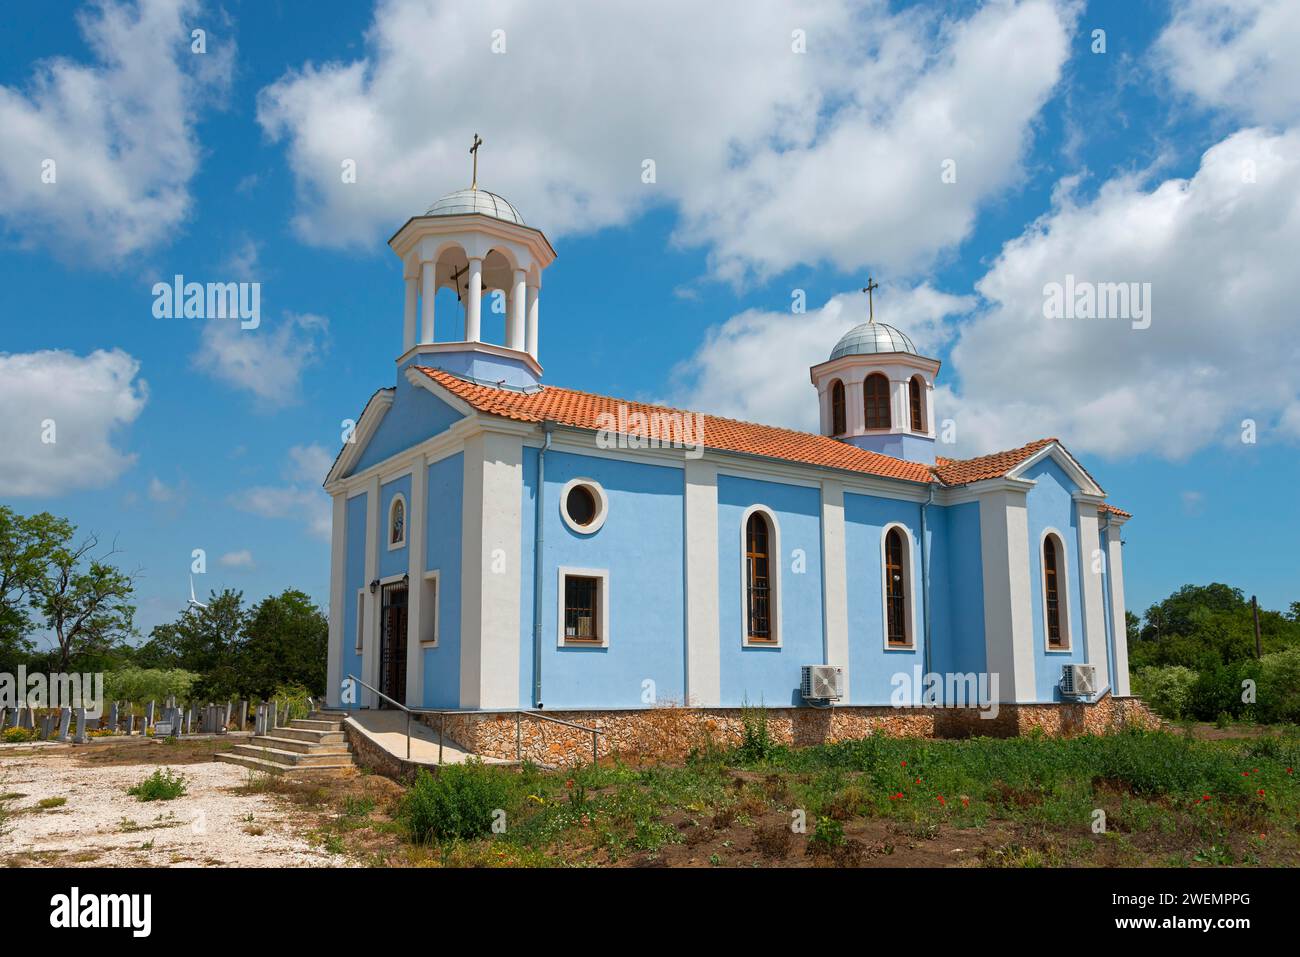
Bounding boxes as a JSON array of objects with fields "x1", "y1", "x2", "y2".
[{"x1": 323, "y1": 159, "x2": 1134, "y2": 722}]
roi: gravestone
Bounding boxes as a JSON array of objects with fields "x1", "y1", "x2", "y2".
[
  {"x1": 238, "y1": 700, "x2": 248, "y2": 731},
  {"x1": 39, "y1": 714, "x2": 53, "y2": 740},
  {"x1": 72, "y1": 708, "x2": 88, "y2": 744},
  {"x1": 222, "y1": 701, "x2": 232, "y2": 731},
  {"x1": 57, "y1": 707, "x2": 71, "y2": 742},
  {"x1": 0, "y1": 707, "x2": 8, "y2": 730},
  {"x1": 108, "y1": 701, "x2": 120, "y2": 732},
  {"x1": 145, "y1": 700, "x2": 155, "y2": 728},
  {"x1": 20, "y1": 706, "x2": 35, "y2": 730}
]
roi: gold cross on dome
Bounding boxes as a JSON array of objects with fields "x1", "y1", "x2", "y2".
[
  {"x1": 862, "y1": 276, "x2": 880, "y2": 323},
  {"x1": 470, "y1": 133, "x2": 483, "y2": 189}
]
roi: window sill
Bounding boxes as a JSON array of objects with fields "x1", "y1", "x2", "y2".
[{"x1": 419, "y1": 640, "x2": 438, "y2": 649}]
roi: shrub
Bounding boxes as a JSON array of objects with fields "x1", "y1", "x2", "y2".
[
  {"x1": 1132, "y1": 665, "x2": 1198, "y2": 719},
  {"x1": 736, "y1": 701, "x2": 776, "y2": 764},
  {"x1": 1256, "y1": 648, "x2": 1300, "y2": 725},
  {"x1": 127, "y1": 768, "x2": 188, "y2": 802},
  {"x1": 398, "y1": 763, "x2": 513, "y2": 845},
  {"x1": 1, "y1": 727, "x2": 37, "y2": 744},
  {"x1": 271, "y1": 682, "x2": 315, "y2": 721}
]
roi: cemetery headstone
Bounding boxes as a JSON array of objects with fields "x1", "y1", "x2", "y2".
[
  {"x1": 57, "y1": 707, "x2": 71, "y2": 742},
  {"x1": 72, "y1": 708, "x2": 88, "y2": 744}
]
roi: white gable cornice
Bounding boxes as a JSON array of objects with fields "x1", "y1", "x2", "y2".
[
  {"x1": 324, "y1": 389, "x2": 394, "y2": 487},
  {"x1": 1005, "y1": 441, "x2": 1105, "y2": 497}
]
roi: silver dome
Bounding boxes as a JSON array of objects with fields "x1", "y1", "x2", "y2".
[
  {"x1": 425, "y1": 188, "x2": 525, "y2": 226},
  {"x1": 829, "y1": 322, "x2": 918, "y2": 359}
]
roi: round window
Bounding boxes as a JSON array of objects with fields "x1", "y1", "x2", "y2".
[
  {"x1": 560, "y1": 479, "x2": 608, "y2": 534},
  {"x1": 566, "y1": 485, "x2": 597, "y2": 527}
]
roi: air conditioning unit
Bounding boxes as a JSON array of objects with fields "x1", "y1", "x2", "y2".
[
  {"x1": 801, "y1": 665, "x2": 844, "y2": 702},
  {"x1": 1060, "y1": 664, "x2": 1097, "y2": 698}
]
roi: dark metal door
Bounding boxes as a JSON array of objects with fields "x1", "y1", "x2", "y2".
[{"x1": 379, "y1": 582, "x2": 408, "y2": 706}]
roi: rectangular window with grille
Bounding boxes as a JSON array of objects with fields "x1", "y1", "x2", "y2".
[{"x1": 564, "y1": 575, "x2": 600, "y2": 642}]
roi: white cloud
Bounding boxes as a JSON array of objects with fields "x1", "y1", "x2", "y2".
[
  {"x1": 941, "y1": 126, "x2": 1300, "y2": 459},
  {"x1": 0, "y1": 0, "x2": 233, "y2": 264},
  {"x1": 192, "y1": 313, "x2": 329, "y2": 406},
  {"x1": 231, "y1": 443, "x2": 332, "y2": 541},
  {"x1": 257, "y1": 0, "x2": 1073, "y2": 282},
  {"x1": 664, "y1": 284, "x2": 974, "y2": 431},
  {"x1": 147, "y1": 475, "x2": 185, "y2": 503},
  {"x1": 0, "y1": 349, "x2": 148, "y2": 496},
  {"x1": 1155, "y1": 0, "x2": 1300, "y2": 125},
  {"x1": 218, "y1": 549, "x2": 255, "y2": 569}
]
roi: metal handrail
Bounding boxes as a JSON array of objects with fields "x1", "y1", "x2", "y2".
[{"x1": 342, "y1": 674, "x2": 603, "y2": 765}]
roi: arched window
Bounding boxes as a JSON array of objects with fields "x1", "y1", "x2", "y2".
[
  {"x1": 830, "y1": 379, "x2": 846, "y2": 436},
  {"x1": 884, "y1": 527, "x2": 910, "y2": 647},
  {"x1": 388, "y1": 494, "x2": 406, "y2": 549},
  {"x1": 864, "y1": 373, "x2": 891, "y2": 430},
  {"x1": 745, "y1": 511, "x2": 775, "y2": 643},
  {"x1": 1042, "y1": 532, "x2": 1070, "y2": 650},
  {"x1": 909, "y1": 376, "x2": 925, "y2": 432}
]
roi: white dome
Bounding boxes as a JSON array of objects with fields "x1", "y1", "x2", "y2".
[
  {"x1": 425, "y1": 188, "x2": 525, "y2": 226},
  {"x1": 830, "y1": 322, "x2": 918, "y2": 359}
]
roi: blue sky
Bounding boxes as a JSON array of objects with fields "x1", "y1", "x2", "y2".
[{"x1": 1, "y1": 0, "x2": 1297, "y2": 644}]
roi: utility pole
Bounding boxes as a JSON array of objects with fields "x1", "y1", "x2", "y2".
[{"x1": 1252, "y1": 595, "x2": 1262, "y2": 659}]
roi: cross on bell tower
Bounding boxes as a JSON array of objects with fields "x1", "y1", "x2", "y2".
[
  {"x1": 469, "y1": 133, "x2": 483, "y2": 190},
  {"x1": 862, "y1": 276, "x2": 880, "y2": 324}
]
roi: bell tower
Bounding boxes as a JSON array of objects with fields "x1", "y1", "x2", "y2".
[
  {"x1": 808, "y1": 281, "x2": 941, "y2": 465},
  {"x1": 387, "y1": 135, "x2": 556, "y2": 388}
]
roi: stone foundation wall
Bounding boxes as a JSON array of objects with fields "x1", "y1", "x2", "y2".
[{"x1": 418, "y1": 694, "x2": 1160, "y2": 769}]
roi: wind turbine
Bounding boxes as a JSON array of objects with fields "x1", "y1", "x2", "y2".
[{"x1": 188, "y1": 575, "x2": 208, "y2": 610}]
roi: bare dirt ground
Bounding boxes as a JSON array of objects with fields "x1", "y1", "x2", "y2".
[{"x1": 0, "y1": 740, "x2": 357, "y2": 868}]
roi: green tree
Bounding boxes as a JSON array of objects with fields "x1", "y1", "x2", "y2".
[
  {"x1": 134, "y1": 589, "x2": 246, "y2": 697},
  {"x1": 0, "y1": 507, "x2": 73, "y2": 670},
  {"x1": 236, "y1": 589, "x2": 328, "y2": 698}
]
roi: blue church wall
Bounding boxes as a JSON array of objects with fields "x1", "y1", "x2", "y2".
[
  {"x1": 936, "y1": 501, "x2": 986, "y2": 682},
  {"x1": 400, "y1": 350, "x2": 540, "y2": 390},
  {"x1": 423, "y1": 453, "x2": 464, "y2": 708},
  {"x1": 846, "y1": 432, "x2": 936, "y2": 464},
  {"x1": 350, "y1": 380, "x2": 463, "y2": 476},
  {"x1": 717, "y1": 475, "x2": 824, "y2": 708},
  {"x1": 340, "y1": 492, "x2": 369, "y2": 708},
  {"x1": 519, "y1": 449, "x2": 686, "y2": 710},
  {"x1": 843, "y1": 492, "x2": 925, "y2": 705},
  {"x1": 377, "y1": 474, "x2": 411, "y2": 580},
  {"x1": 1022, "y1": 458, "x2": 1088, "y2": 701}
]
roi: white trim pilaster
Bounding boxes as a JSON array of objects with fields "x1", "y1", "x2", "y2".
[
  {"x1": 820, "y1": 480, "x2": 849, "y2": 688},
  {"x1": 326, "y1": 493, "x2": 346, "y2": 706},
  {"x1": 459, "y1": 431, "x2": 523, "y2": 708},
  {"x1": 978, "y1": 488, "x2": 1036, "y2": 702},
  {"x1": 1075, "y1": 502, "x2": 1111, "y2": 693},
  {"x1": 684, "y1": 461, "x2": 721, "y2": 706},
  {"x1": 465, "y1": 257, "x2": 483, "y2": 343},
  {"x1": 419, "y1": 260, "x2": 436, "y2": 344},
  {"x1": 1105, "y1": 521, "x2": 1131, "y2": 695},
  {"x1": 525, "y1": 282, "x2": 539, "y2": 360},
  {"x1": 361, "y1": 475, "x2": 380, "y2": 708}
]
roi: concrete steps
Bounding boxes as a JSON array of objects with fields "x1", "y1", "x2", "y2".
[{"x1": 215, "y1": 712, "x2": 354, "y2": 775}]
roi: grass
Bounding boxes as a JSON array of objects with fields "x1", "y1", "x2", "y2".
[
  {"x1": 236, "y1": 723, "x2": 1299, "y2": 868},
  {"x1": 127, "y1": 767, "x2": 188, "y2": 802},
  {"x1": 36, "y1": 797, "x2": 67, "y2": 810}
]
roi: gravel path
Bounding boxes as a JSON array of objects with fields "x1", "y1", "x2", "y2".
[{"x1": 0, "y1": 751, "x2": 351, "y2": 867}]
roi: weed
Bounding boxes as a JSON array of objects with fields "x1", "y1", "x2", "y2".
[
  {"x1": 398, "y1": 763, "x2": 513, "y2": 845},
  {"x1": 37, "y1": 797, "x2": 67, "y2": 810},
  {"x1": 127, "y1": 768, "x2": 187, "y2": 802}
]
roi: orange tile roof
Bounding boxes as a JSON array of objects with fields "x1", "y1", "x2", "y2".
[
  {"x1": 1098, "y1": 502, "x2": 1132, "y2": 519},
  {"x1": 932, "y1": 438, "x2": 1056, "y2": 486},
  {"x1": 415, "y1": 367, "x2": 935, "y2": 484},
  {"x1": 412, "y1": 369, "x2": 1130, "y2": 517}
]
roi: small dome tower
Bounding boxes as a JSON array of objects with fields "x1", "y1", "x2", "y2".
[
  {"x1": 808, "y1": 282, "x2": 941, "y2": 464},
  {"x1": 387, "y1": 135, "x2": 556, "y2": 388}
]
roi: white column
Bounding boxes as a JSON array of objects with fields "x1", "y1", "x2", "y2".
[
  {"x1": 459, "y1": 432, "x2": 523, "y2": 708},
  {"x1": 1075, "y1": 500, "x2": 1111, "y2": 694},
  {"x1": 525, "y1": 283, "x2": 539, "y2": 360},
  {"x1": 405, "y1": 454, "x2": 428, "y2": 706},
  {"x1": 978, "y1": 488, "x2": 1037, "y2": 702},
  {"x1": 891, "y1": 378, "x2": 909, "y2": 432},
  {"x1": 846, "y1": 379, "x2": 865, "y2": 435},
  {"x1": 1105, "y1": 521, "x2": 1131, "y2": 695},
  {"x1": 403, "y1": 275, "x2": 418, "y2": 352},
  {"x1": 821, "y1": 480, "x2": 850, "y2": 694},
  {"x1": 361, "y1": 475, "x2": 380, "y2": 708},
  {"x1": 507, "y1": 269, "x2": 526, "y2": 351},
  {"x1": 420, "y1": 260, "x2": 436, "y2": 344},
  {"x1": 326, "y1": 493, "x2": 346, "y2": 706},
  {"x1": 465, "y1": 257, "x2": 483, "y2": 342},
  {"x1": 684, "y1": 461, "x2": 721, "y2": 706}
]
